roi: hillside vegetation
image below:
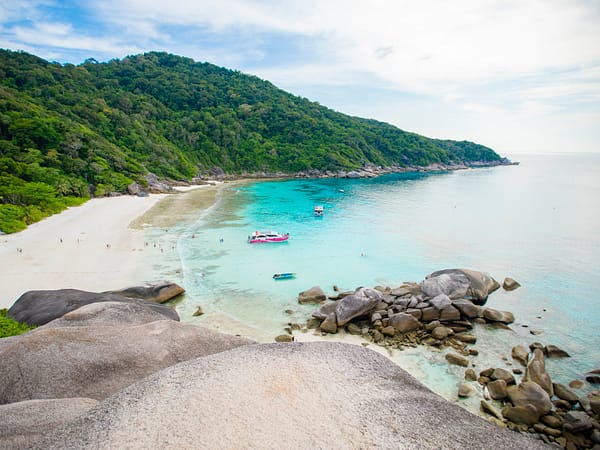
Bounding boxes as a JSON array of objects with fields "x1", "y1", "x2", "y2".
[{"x1": 0, "y1": 49, "x2": 501, "y2": 232}]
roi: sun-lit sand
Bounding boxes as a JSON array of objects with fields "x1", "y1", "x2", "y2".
[{"x1": 0, "y1": 185, "x2": 219, "y2": 309}]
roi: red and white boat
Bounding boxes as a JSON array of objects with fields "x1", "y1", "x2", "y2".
[{"x1": 247, "y1": 230, "x2": 289, "y2": 244}]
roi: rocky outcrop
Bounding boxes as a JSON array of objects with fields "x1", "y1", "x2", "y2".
[
  {"x1": 0, "y1": 398, "x2": 98, "y2": 449},
  {"x1": 389, "y1": 312, "x2": 420, "y2": 333},
  {"x1": 106, "y1": 281, "x2": 185, "y2": 303},
  {"x1": 335, "y1": 287, "x2": 381, "y2": 326},
  {"x1": 8, "y1": 287, "x2": 180, "y2": 326},
  {"x1": 42, "y1": 301, "x2": 178, "y2": 328},
  {"x1": 145, "y1": 173, "x2": 173, "y2": 193},
  {"x1": 36, "y1": 342, "x2": 547, "y2": 450},
  {"x1": 421, "y1": 272, "x2": 470, "y2": 299},
  {"x1": 502, "y1": 277, "x2": 521, "y2": 291},
  {"x1": 297, "y1": 286, "x2": 326, "y2": 304},
  {"x1": 0, "y1": 310, "x2": 253, "y2": 404},
  {"x1": 524, "y1": 349, "x2": 553, "y2": 397},
  {"x1": 511, "y1": 345, "x2": 529, "y2": 366},
  {"x1": 427, "y1": 269, "x2": 500, "y2": 303},
  {"x1": 506, "y1": 381, "x2": 553, "y2": 416},
  {"x1": 127, "y1": 182, "x2": 141, "y2": 195}
]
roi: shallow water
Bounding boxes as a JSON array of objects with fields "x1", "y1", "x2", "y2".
[{"x1": 148, "y1": 153, "x2": 600, "y2": 400}]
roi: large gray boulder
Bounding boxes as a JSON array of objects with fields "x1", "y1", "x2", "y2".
[
  {"x1": 8, "y1": 288, "x2": 179, "y2": 326},
  {"x1": 421, "y1": 272, "x2": 470, "y2": 299},
  {"x1": 106, "y1": 281, "x2": 185, "y2": 303},
  {"x1": 388, "y1": 312, "x2": 420, "y2": 333},
  {"x1": 335, "y1": 287, "x2": 381, "y2": 326},
  {"x1": 298, "y1": 286, "x2": 326, "y2": 304},
  {"x1": 0, "y1": 398, "x2": 97, "y2": 449},
  {"x1": 428, "y1": 269, "x2": 500, "y2": 303},
  {"x1": 524, "y1": 348, "x2": 553, "y2": 397},
  {"x1": 507, "y1": 381, "x2": 553, "y2": 416},
  {"x1": 37, "y1": 342, "x2": 547, "y2": 449},
  {"x1": 42, "y1": 301, "x2": 179, "y2": 328},
  {"x1": 451, "y1": 299, "x2": 482, "y2": 318},
  {"x1": 0, "y1": 320, "x2": 253, "y2": 404}
]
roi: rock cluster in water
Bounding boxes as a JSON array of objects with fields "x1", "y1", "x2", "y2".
[{"x1": 294, "y1": 268, "x2": 600, "y2": 449}]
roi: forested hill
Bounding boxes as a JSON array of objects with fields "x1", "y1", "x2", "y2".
[{"x1": 0, "y1": 49, "x2": 502, "y2": 232}]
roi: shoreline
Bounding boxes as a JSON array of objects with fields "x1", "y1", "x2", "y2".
[{"x1": 0, "y1": 185, "x2": 222, "y2": 310}]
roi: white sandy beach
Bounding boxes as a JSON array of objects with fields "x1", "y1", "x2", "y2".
[{"x1": 0, "y1": 194, "x2": 169, "y2": 310}]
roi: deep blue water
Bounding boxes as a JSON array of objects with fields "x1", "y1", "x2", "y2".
[{"x1": 164, "y1": 153, "x2": 600, "y2": 398}]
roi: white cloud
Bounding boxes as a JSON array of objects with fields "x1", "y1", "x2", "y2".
[
  {"x1": 10, "y1": 24, "x2": 139, "y2": 54},
  {"x1": 2, "y1": 0, "x2": 599, "y2": 152}
]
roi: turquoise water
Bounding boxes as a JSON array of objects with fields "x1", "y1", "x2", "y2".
[{"x1": 160, "y1": 153, "x2": 600, "y2": 399}]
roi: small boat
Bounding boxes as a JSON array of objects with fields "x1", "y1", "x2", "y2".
[
  {"x1": 248, "y1": 230, "x2": 289, "y2": 244},
  {"x1": 314, "y1": 205, "x2": 324, "y2": 216},
  {"x1": 273, "y1": 272, "x2": 296, "y2": 280}
]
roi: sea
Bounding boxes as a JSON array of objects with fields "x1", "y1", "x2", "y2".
[{"x1": 146, "y1": 153, "x2": 600, "y2": 406}]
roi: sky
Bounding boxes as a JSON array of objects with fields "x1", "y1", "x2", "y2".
[{"x1": 1, "y1": 1, "x2": 600, "y2": 155}]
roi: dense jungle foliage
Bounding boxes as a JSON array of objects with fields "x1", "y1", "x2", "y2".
[{"x1": 0, "y1": 49, "x2": 501, "y2": 232}]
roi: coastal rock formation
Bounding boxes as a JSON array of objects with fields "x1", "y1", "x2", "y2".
[
  {"x1": 511, "y1": 345, "x2": 529, "y2": 366},
  {"x1": 297, "y1": 286, "x2": 326, "y2": 304},
  {"x1": 427, "y1": 269, "x2": 500, "y2": 303},
  {"x1": 544, "y1": 344, "x2": 570, "y2": 358},
  {"x1": 506, "y1": 381, "x2": 553, "y2": 416},
  {"x1": 525, "y1": 349, "x2": 554, "y2": 397},
  {"x1": 502, "y1": 277, "x2": 521, "y2": 291},
  {"x1": 0, "y1": 314, "x2": 253, "y2": 404},
  {"x1": 335, "y1": 287, "x2": 381, "y2": 326},
  {"x1": 106, "y1": 280, "x2": 185, "y2": 303},
  {"x1": 42, "y1": 301, "x2": 179, "y2": 328},
  {"x1": 0, "y1": 398, "x2": 98, "y2": 449},
  {"x1": 421, "y1": 272, "x2": 470, "y2": 299},
  {"x1": 36, "y1": 342, "x2": 547, "y2": 450},
  {"x1": 8, "y1": 287, "x2": 180, "y2": 326}
]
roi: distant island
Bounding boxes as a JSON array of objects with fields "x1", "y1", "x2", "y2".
[{"x1": 0, "y1": 49, "x2": 509, "y2": 233}]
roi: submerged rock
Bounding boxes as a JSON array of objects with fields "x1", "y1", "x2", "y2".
[
  {"x1": 544, "y1": 345, "x2": 570, "y2": 358},
  {"x1": 552, "y1": 383, "x2": 578, "y2": 403},
  {"x1": 502, "y1": 277, "x2": 521, "y2": 291},
  {"x1": 445, "y1": 353, "x2": 469, "y2": 367},
  {"x1": 458, "y1": 383, "x2": 478, "y2": 398},
  {"x1": 511, "y1": 345, "x2": 529, "y2": 366}
]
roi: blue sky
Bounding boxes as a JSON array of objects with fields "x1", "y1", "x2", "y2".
[{"x1": 1, "y1": 1, "x2": 599, "y2": 154}]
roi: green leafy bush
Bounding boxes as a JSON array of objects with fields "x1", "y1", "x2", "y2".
[{"x1": 0, "y1": 308, "x2": 36, "y2": 338}]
